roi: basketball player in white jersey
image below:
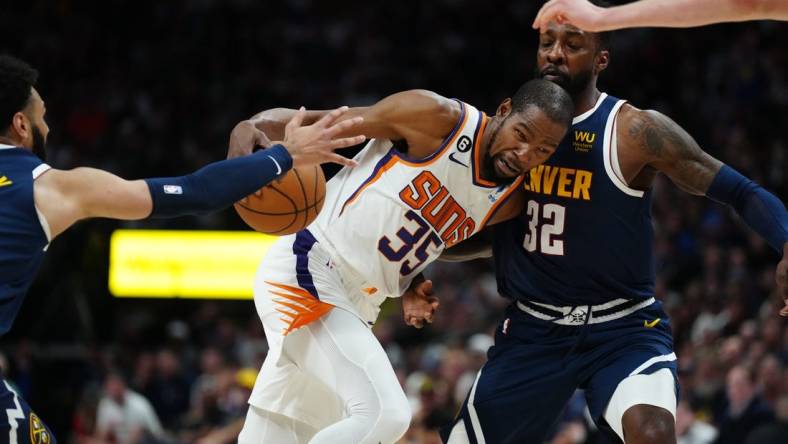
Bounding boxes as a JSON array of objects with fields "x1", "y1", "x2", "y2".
[{"x1": 226, "y1": 80, "x2": 573, "y2": 444}]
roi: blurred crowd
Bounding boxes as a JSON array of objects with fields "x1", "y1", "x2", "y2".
[{"x1": 0, "y1": 0, "x2": 786, "y2": 443}]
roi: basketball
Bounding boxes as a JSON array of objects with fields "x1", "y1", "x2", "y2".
[{"x1": 234, "y1": 165, "x2": 326, "y2": 235}]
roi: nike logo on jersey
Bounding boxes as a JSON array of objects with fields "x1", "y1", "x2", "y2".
[
  {"x1": 450, "y1": 135, "x2": 472, "y2": 168},
  {"x1": 0, "y1": 176, "x2": 13, "y2": 187},
  {"x1": 268, "y1": 156, "x2": 282, "y2": 175},
  {"x1": 644, "y1": 318, "x2": 661, "y2": 328},
  {"x1": 448, "y1": 152, "x2": 469, "y2": 168}
]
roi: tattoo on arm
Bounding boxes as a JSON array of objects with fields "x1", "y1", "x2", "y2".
[{"x1": 628, "y1": 109, "x2": 723, "y2": 196}]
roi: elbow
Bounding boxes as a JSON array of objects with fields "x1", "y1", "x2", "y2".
[{"x1": 251, "y1": 108, "x2": 290, "y2": 125}]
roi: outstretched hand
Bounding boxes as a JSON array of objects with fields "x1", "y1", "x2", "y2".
[
  {"x1": 227, "y1": 106, "x2": 366, "y2": 168},
  {"x1": 402, "y1": 279, "x2": 440, "y2": 329},
  {"x1": 281, "y1": 106, "x2": 365, "y2": 168},
  {"x1": 532, "y1": 0, "x2": 606, "y2": 32},
  {"x1": 228, "y1": 120, "x2": 272, "y2": 159}
]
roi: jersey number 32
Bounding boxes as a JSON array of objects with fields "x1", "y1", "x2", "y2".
[{"x1": 523, "y1": 200, "x2": 566, "y2": 255}]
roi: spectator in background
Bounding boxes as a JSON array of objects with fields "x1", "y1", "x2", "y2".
[
  {"x1": 676, "y1": 400, "x2": 717, "y2": 444},
  {"x1": 745, "y1": 395, "x2": 788, "y2": 444},
  {"x1": 714, "y1": 365, "x2": 774, "y2": 444},
  {"x1": 147, "y1": 349, "x2": 190, "y2": 429},
  {"x1": 95, "y1": 372, "x2": 164, "y2": 444},
  {"x1": 758, "y1": 354, "x2": 784, "y2": 408}
]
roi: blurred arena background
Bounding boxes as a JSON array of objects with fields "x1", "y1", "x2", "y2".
[{"x1": 1, "y1": 1, "x2": 786, "y2": 443}]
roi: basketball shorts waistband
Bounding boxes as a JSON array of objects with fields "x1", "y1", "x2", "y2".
[{"x1": 515, "y1": 297, "x2": 656, "y2": 325}]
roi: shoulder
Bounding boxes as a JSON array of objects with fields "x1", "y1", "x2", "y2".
[
  {"x1": 615, "y1": 103, "x2": 686, "y2": 160},
  {"x1": 380, "y1": 90, "x2": 463, "y2": 154}
]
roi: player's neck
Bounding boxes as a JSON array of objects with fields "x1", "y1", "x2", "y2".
[
  {"x1": 0, "y1": 134, "x2": 23, "y2": 148},
  {"x1": 572, "y1": 84, "x2": 602, "y2": 118}
]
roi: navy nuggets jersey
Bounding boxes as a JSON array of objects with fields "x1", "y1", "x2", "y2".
[
  {"x1": 0, "y1": 145, "x2": 51, "y2": 335},
  {"x1": 493, "y1": 94, "x2": 655, "y2": 306}
]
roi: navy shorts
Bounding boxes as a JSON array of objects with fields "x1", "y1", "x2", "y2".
[
  {"x1": 443, "y1": 300, "x2": 678, "y2": 444},
  {"x1": 0, "y1": 379, "x2": 56, "y2": 444}
]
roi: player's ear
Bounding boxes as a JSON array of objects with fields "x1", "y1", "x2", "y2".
[
  {"x1": 11, "y1": 112, "x2": 30, "y2": 140},
  {"x1": 497, "y1": 98, "x2": 513, "y2": 117},
  {"x1": 595, "y1": 50, "x2": 609, "y2": 75}
]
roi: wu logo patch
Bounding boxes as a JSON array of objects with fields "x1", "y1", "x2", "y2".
[
  {"x1": 572, "y1": 130, "x2": 596, "y2": 152},
  {"x1": 0, "y1": 175, "x2": 13, "y2": 188}
]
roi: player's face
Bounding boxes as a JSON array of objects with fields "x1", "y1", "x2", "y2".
[
  {"x1": 25, "y1": 88, "x2": 49, "y2": 161},
  {"x1": 536, "y1": 23, "x2": 608, "y2": 96},
  {"x1": 484, "y1": 103, "x2": 567, "y2": 182}
]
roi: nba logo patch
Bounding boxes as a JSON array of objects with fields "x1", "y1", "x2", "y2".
[
  {"x1": 502, "y1": 318, "x2": 511, "y2": 335},
  {"x1": 163, "y1": 185, "x2": 183, "y2": 195},
  {"x1": 29, "y1": 413, "x2": 50, "y2": 444}
]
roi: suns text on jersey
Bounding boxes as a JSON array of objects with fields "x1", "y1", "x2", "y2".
[
  {"x1": 522, "y1": 165, "x2": 592, "y2": 200},
  {"x1": 398, "y1": 171, "x2": 475, "y2": 248}
]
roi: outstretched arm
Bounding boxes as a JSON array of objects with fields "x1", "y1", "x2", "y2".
[
  {"x1": 228, "y1": 90, "x2": 460, "y2": 160},
  {"x1": 34, "y1": 107, "x2": 365, "y2": 238},
  {"x1": 533, "y1": 0, "x2": 788, "y2": 32},
  {"x1": 620, "y1": 106, "x2": 788, "y2": 314}
]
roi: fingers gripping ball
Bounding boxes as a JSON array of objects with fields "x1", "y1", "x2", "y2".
[{"x1": 234, "y1": 166, "x2": 326, "y2": 235}]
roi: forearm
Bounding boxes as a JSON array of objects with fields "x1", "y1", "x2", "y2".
[
  {"x1": 145, "y1": 145, "x2": 292, "y2": 218},
  {"x1": 706, "y1": 165, "x2": 788, "y2": 252},
  {"x1": 602, "y1": 0, "x2": 786, "y2": 30},
  {"x1": 438, "y1": 235, "x2": 493, "y2": 262}
]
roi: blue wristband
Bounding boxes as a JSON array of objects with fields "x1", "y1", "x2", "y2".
[
  {"x1": 144, "y1": 144, "x2": 293, "y2": 218},
  {"x1": 706, "y1": 165, "x2": 787, "y2": 251}
]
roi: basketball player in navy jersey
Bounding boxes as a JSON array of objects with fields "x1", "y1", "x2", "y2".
[
  {"x1": 404, "y1": 20, "x2": 788, "y2": 444},
  {"x1": 0, "y1": 54, "x2": 365, "y2": 443}
]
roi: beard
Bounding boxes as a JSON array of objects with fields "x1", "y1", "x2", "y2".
[
  {"x1": 31, "y1": 124, "x2": 47, "y2": 161},
  {"x1": 481, "y1": 119, "x2": 518, "y2": 185},
  {"x1": 535, "y1": 66, "x2": 593, "y2": 97}
]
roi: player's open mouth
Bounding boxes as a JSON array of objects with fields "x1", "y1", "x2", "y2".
[{"x1": 496, "y1": 156, "x2": 519, "y2": 176}]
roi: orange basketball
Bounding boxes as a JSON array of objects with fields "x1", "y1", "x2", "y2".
[{"x1": 234, "y1": 165, "x2": 326, "y2": 235}]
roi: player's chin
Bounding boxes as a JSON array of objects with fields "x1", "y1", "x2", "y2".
[{"x1": 493, "y1": 162, "x2": 519, "y2": 180}]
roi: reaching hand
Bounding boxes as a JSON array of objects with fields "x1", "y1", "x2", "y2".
[
  {"x1": 402, "y1": 279, "x2": 440, "y2": 329},
  {"x1": 227, "y1": 120, "x2": 272, "y2": 159},
  {"x1": 532, "y1": 0, "x2": 606, "y2": 33},
  {"x1": 281, "y1": 106, "x2": 365, "y2": 168},
  {"x1": 778, "y1": 243, "x2": 788, "y2": 316}
]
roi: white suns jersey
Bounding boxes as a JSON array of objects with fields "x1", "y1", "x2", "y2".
[{"x1": 308, "y1": 101, "x2": 523, "y2": 303}]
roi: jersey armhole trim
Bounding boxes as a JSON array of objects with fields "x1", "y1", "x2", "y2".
[
  {"x1": 32, "y1": 164, "x2": 53, "y2": 244},
  {"x1": 32, "y1": 164, "x2": 51, "y2": 179},
  {"x1": 389, "y1": 100, "x2": 468, "y2": 166},
  {"x1": 603, "y1": 101, "x2": 645, "y2": 198}
]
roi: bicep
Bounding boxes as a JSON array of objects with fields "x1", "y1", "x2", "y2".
[
  {"x1": 39, "y1": 168, "x2": 152, "y2": 227},
  {"x1": 487, "y1": 187, "x2": 526, "y2": 225},
  {"x1": 439, "y1": 227, "x2": 494, "y2": 262},
  {"x1": 627, "y1": 109, "x2": 723, "y2": 195}
]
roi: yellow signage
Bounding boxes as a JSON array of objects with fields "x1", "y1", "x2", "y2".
[{"x1": 109, "y1": 230, "x2": 277, "y2": 299}]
